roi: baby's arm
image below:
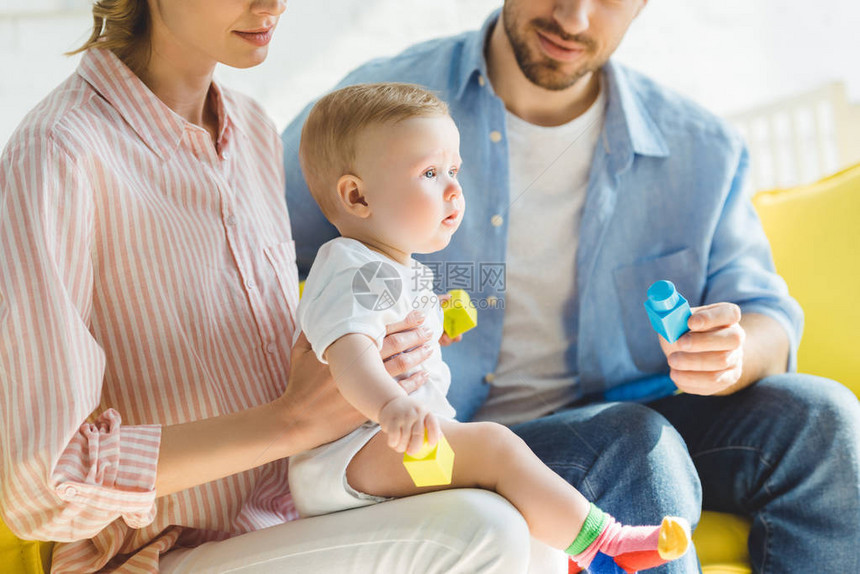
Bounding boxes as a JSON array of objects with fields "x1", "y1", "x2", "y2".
[{"x1": 325, "y1": 333, "x2": 440, "y2": 455}]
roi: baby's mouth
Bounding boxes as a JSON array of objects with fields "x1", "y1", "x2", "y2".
[{"x1": 442, "y1": 211, "x2": 461, "y2": 226}]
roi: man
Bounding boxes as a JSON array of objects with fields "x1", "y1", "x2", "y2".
[{"x1": 282, "y1": 2, "x2": 860, "y2": 572}]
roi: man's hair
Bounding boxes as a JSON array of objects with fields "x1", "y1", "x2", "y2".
[{"x1": 299, "y1": 82, "x2": 449, "y2": 221}]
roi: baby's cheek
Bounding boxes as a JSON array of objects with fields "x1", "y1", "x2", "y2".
[{"x1": 405, "y1": 196, "x2": 440, "y2": 226}]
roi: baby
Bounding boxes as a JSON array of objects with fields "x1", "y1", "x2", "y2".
[{"x1": 289, "y1": 82, "x2": 691, "y2": 573}]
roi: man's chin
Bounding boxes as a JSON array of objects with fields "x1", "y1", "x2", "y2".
[{"x1": 521, "y1": 61, "x2": 592, "y2": 91}]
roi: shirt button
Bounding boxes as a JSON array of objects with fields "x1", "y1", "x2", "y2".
[
  {"x1": 490, "y1": 214, "x2": 504, "y2": 227},
  {"x1": 63, "y1": 486, "x2": 78, "y2": 497},
  {"x1": 246, "y1": 280, "x2": 256, "y2": 289},
  {"x1": 489, "y1": 131, "x2": 502, "y2": 143},
  {"x1": 484, "y1": 373, "x2": 496, "y2": 384},
  {"x1": 477, "y1": 75, "x2": 486, "y2": 87},
  {"x1": 221, "y1": 151, "x2": 230, "y2": 161},
  {"x1": 225, "y1": 215, "x2": 237, "y2": 226},
  {"x1": 266, "y1": 343, "x2": 277, "y2": 354},
  {"x1": 486, "y1": 296, "x2": 498, "y2": 307}
]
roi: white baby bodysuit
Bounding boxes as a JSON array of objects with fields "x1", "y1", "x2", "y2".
[{"x1": 289, "y1": 237, "x2": 455, "y2": 517}]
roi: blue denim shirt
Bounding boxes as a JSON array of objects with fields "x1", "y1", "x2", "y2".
[{"x1": 281, "y1": 11, "x2": 802, "y2": 422}]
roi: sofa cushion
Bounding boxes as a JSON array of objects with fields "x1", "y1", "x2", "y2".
[
  {"x1": 753, "y1": 162, "x2": 860, "y2": 393},
  {"x1": 0, "y1": 517, "x2": 51, "y2": 574}
]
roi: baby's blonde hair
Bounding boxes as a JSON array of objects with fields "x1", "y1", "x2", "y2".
[{"x1": 299, "y1": 82, "x2": 449, "y2": 221}]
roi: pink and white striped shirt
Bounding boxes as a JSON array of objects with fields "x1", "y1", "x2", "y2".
[{"x1": 0, "y1": 48, "x2": 300, "y2": 572}]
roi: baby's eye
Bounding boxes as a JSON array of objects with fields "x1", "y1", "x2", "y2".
[
  {"x1": 423, "y1": 169, "x2": 437, "y2": 179},
  {"x1": 448, "y1": 168, "x2": 459, "y2": 178}
]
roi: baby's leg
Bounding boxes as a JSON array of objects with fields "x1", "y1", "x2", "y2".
[
  {"x1": 347, "y1": 420, "x2": 689, "y2": 573},
  {"x1": 347, "y1": 420, "x2": 591, "y2": 547}
]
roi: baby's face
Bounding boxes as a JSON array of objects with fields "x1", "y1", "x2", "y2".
[{"x1": 353, "y1": 114, "x2": 464, "y2": 255}]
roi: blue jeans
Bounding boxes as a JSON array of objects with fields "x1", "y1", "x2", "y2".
[{"x1": 510, "y1": 374, "x2": 860, "y2": 573}]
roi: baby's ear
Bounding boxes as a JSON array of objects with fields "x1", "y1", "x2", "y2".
[{"x1": 336, "y1": 174, "x2": 371, "y2": 218}]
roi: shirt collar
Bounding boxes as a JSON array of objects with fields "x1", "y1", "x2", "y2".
[
  {"x1": 601, "y1": 60, "x2": 670, "y2": 171},
  {"x1": 77, "y1": 48, "x2": 234, "y2": 160},
  {"x1": 453, "y1": 8, "x2": 499, "y2": 100}
]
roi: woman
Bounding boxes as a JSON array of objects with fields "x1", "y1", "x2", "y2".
[{"x1": 0, "y1": 1, "x2": 529, "y2": 571}]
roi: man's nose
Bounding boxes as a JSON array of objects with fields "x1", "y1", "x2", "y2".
[{"x1": 554, "y1": 0, "x2": 591, "y2": 36}]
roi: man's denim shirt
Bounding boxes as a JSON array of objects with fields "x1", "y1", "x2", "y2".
[{"x1": 282, "y1": 11, "x2": 802, "y2": 422}]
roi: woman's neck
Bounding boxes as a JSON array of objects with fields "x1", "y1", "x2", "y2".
[{"x1": 134, "y1": 37, "x2": 219, "y2": 142}]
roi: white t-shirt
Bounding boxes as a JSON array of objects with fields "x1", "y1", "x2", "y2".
[
  {"x1": 474, "y1": 85, "x2": 607, "y2": 425},
  {"x1": 297, "y1": 237, "x2": 455, "y2": 419}
]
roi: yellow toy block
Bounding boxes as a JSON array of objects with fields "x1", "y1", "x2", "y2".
[
  {"x1": 441, "y1": 289, "x2": 477, "y2": 338},
  {"x1": 403, "y1": 432, "x2": 455, "y2": 487}
]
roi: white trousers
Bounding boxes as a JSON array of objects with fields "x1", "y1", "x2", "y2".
[{"x1": 160, "y1": 489, "x2": 566, "y2": 573}]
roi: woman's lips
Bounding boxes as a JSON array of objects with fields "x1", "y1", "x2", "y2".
[
  {"x1": 233, "y1": 28, "x2": 274, "y2": 47},
  {"x1": 536, "y1": 30, "x2": 585, "y2": 62}
]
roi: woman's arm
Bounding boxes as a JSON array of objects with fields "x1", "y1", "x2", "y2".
[
  {"x1": 155, "y1": 325, "x2": 433, "y2": 497},
  {"x1": 0, "y1": 135, "x2": 434, "y2": 537},
  {"x1": 0, "y1": 136, "x2": 163, "y2": 541}
]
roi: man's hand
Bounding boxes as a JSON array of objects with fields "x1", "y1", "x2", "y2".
[
  {"x1": 658, "y1": 302, "x2": 745, "y2": 395},
  {"x1": 377, "y1": 395, "x2": 441, "y2": 456}
]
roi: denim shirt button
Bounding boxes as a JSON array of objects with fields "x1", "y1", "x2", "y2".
[
  {"x1": 489, "y1": 131, "x2": 502, "y2": 143},
  {"x1": 490, "y1": 214, "x2": 503, "y2": 227},
  {"x1": 484, "y1": 372, "x2": 496, "y2": 384},
  {"x1": 477, "y1": 75, "x2": 486, "y2": 87}
]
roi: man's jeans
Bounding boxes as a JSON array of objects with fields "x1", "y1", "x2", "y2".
[{"x1": 510, "y1": 374, "x2": 860, "y2": 573}]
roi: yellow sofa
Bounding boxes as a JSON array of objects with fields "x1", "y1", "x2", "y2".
[
  {"x1": 3, "y1": 164, "x2": 859, "y2": 573},
  {"x1": 0, "y1": 519, "x2": 51, "y2": 574},
  {"x1": 692, "y1": 161, "x2": 860, "y2": 573}
]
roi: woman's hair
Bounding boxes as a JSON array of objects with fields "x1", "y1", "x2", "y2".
[{"x1": 68, "y1": 0, "x2": 150, "y2": 73}]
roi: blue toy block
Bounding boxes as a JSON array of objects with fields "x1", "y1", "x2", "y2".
[
  {"x1": 588, "y1": 552, "x2": 627, "y2": 574},
  {"x1": 603, "y1": 374, "x2": 678, "y2": 403},
  {"x1": 644, "y1": 280, "x2": 691, "y2": 344}
]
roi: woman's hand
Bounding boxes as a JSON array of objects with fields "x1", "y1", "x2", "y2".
[
  {"x1": 377, "y1": 395, "x2": 441, "y2": 456},
  {"x1": 275, "y1": 311, "x2": 435, "y2": 451}
]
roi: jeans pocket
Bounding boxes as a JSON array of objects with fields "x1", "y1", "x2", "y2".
[{"x1": 612, "y1": 248, "x2": 703, "y2": 373}]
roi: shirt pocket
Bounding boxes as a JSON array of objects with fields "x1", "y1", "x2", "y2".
[
  {"x1": 612, "y1": 248, "x2": 703, "y2": 373},
  {"x1": 264, "y1": 239, "x2": 300, "y2": 333}
]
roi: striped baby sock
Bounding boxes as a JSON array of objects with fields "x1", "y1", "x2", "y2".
[{"x1": 566, "y1": 504, "x2": 691, "y2": 573}]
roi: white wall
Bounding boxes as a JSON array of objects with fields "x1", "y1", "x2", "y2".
[{"x1": 2, "y1": 0, "x2": 859, "y2": 149}]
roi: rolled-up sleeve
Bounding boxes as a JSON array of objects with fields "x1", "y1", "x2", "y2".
[
  {"x1": 703, "y1": 143, "x2": 804, "y2": 371},
  {"x1": 0, "y1": 134, "x2": 161, "y2": 542}
]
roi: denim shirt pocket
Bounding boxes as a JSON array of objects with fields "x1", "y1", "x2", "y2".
[
  {"x1": 612, "y1": 248, "x2": 703, "y2": 373},
  {"x1": 264, "y1": 239, "x2": 300, "y2": 333}
]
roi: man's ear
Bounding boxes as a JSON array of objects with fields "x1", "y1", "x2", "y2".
[{"x1": 336, "y1": 174, "x2": 371, "y2": 218}]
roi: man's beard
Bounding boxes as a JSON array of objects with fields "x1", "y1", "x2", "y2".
[{"x1": 502, "y1": 8, "x2": 600, "y2": 91}]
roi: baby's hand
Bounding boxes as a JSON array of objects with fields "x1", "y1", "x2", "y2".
[
  {"x1": 439, "y1": 332, "x2": 462, "y2": 346},
  {"x1": 436, "y1": 293, "x2": 463, "y2": 347},
  {"x1": 378, "y1": 395, "x2": 441, "y2": 455}
]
